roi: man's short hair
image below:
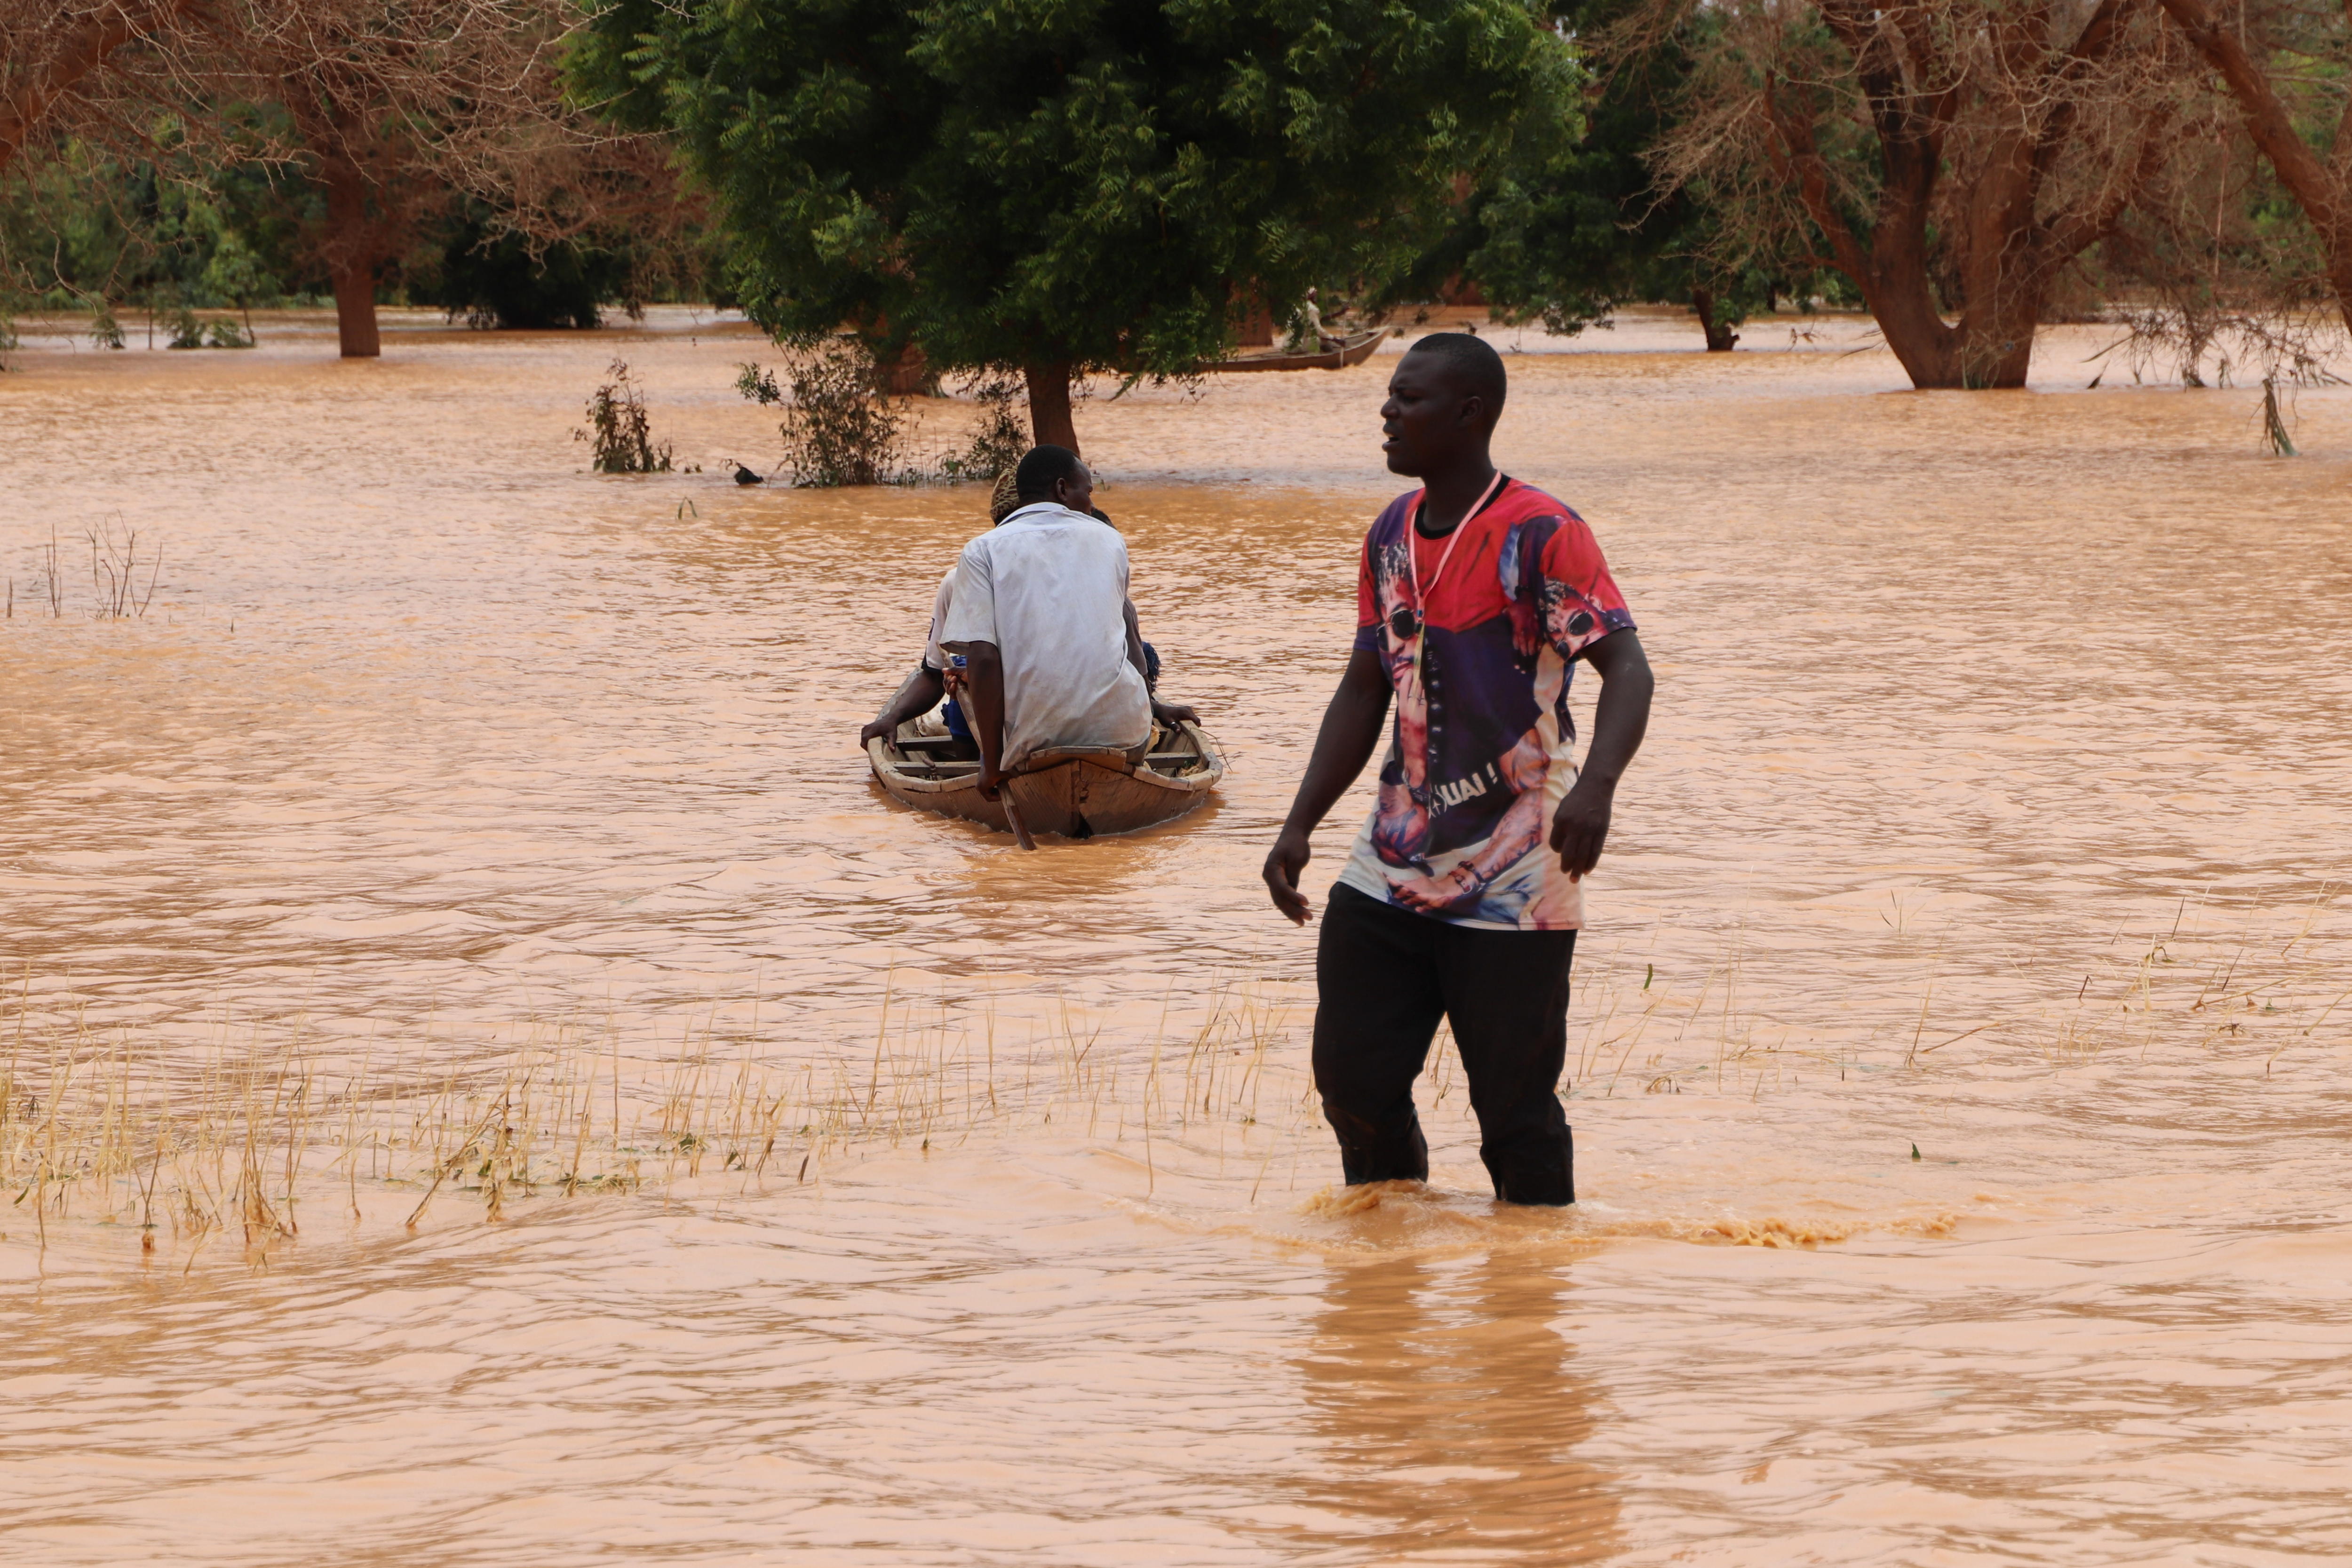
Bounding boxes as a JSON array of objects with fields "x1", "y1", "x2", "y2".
[
  {"x1": 1014, "y1": 444, "x2": 1085, "y2": 501},
  {"x1": 1404, "y1": 332, "x2": 1507, "y2": 420}
]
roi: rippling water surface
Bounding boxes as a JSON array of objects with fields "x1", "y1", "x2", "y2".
[{"x1": 4, "y1": 307, "x2": 2351, "y2": 1563}]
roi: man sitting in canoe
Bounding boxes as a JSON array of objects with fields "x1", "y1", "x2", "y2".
[
  {"x1": 858, "y1": 451, "x2": 1193, "y2": 766},
  {"x1": 936, "y1": 446, "x2": 1192, "y2": 800}
]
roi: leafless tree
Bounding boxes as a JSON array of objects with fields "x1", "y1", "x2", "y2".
[
  {"x1": 4, "y1": 1, "x2": 678, "y2": 357},
  {"x1": 202, "y1": 2, "x2": 613, "y2": 356},
  {"x1": 2088, "y1": 112, "x2": 2340, "y2": 385},
  {"x1": 1632, "y1": 0, "x2": 2219, "y2": 387},
  {"x1": 2154, "y1": 0, "x2": 2352, "y2": 336},
  {"x1": 0, "y1": 2, "x2": 216, "y2": 176}
]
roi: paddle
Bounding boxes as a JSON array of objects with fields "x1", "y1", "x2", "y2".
[{"x1": 998, "y1": 779, "x2": 1038, "y2": 852}]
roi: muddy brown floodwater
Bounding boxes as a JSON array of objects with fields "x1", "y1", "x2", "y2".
[{"x1": 4, "y1": 306, "x2": 2352, "y2": 1564}]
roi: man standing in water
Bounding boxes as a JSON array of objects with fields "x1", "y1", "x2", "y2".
[{"x1": 1262, "y1": 334, "x2": 1654, "y2": 1205}]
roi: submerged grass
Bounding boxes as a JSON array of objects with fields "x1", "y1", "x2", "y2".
[
  {"x1": 0, "y1": 973, "x2": 1323, "y2": 1269},
  {"x1": 4, "y1": 886, "x2": 2343, "y2": 1267},
  {"x1": 1563, "y1": 884, "x2": 2349, "y2": 1099}
]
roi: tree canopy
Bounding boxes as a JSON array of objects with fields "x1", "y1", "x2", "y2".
[
  {"x1": 570, "y1": 0, "x2": 1581, "y2": 447},
  {"x1": 1631, "y1": 0, "x2": 2225, "y2": 388}
]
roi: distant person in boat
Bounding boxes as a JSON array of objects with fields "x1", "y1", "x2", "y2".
[
  {"x1": 1287, "y1": 287, "x2": 1334, "y2": 353},
  {"x1": 1261, "y1": 332, "x2": 1654, "y2": 1207},
  {"x1": 857, "y1": 459, "x2": 1194, "y2": 754}
]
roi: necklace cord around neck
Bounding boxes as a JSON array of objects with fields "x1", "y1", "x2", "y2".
[{"x1": 1406, "y1": 470, "x2": 1506, "y2": 673}]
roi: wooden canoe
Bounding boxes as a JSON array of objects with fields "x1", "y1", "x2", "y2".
[
  {"x1": 1200, "y1": 326, "x2": 1394, "y2": 374},
  {"x1": 867, "y1": 720, "x2": 1225, "y2": 840}
]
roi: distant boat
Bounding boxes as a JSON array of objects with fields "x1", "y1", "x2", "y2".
[
  {"x1": 1200, "y1": 327, "x2": 1394, "y2": 374},
  {"x1": 868, "y1": 720, "x2": 1224, "y2": 840}
]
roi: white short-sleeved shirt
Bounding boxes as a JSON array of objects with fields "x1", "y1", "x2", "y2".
[
  {"x1": 940, "y1": 503, "x2": 1151, "y2": 770},
  {"x1": 921, "y1": 568, "x2": 956, "y2": 672}
]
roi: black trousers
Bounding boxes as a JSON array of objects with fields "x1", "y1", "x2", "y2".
[{"x1": 1312, "y1": 882, "x2": 1577, "y2": 1205}]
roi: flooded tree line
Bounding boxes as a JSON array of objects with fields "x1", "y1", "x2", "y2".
[
  {"x1": 6, "y1": 0, "x2": 2352, "y2": 401},
  {"x1": 0, "y1": 0, "x2": 714, "y2": 357}
]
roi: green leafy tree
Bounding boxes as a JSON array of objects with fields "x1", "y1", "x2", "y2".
[
  {"x1": 417, "y1": 201, "x2": 633, "y2": 329},
  {"x1": 0, "y1": 130, "x2": 312, "y2": 318},
  {"x1": 1426, "y1": 0, "x2": 1827, "y2": 351},
  {"x1": 571, "y1": 0, "x2": 1581, "y2": 451}
]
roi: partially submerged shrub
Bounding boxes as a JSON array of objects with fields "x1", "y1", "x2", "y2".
[
  {"x1": 734, "y1": 361, "x2": 783, "y2": 405},
  {"x1": 937, "y1": 372, "x2": 1029, "y2": 483},
  {"x1": 423, "y1": 205, "x2": 635, "y2": 330},
  {"x1": 738, "y1": 353, "x2": 1036, "y2": 487},
  {"x1": 88, "y1": 304, "x2": 125, "y2": 350},
  {"x1": 161, "y1": 311, "x2": 254, "y2": 350},
  {"x1": 740, "y1": 340, "x2": 913, "y2": 486},
  {"x1": 575, "y1": 358, "x2": 674, "y2": 474}
]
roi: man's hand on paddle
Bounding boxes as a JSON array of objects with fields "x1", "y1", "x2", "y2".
[{"x1": 955, "y1": 641, "x2": 1012, "y2": 800}]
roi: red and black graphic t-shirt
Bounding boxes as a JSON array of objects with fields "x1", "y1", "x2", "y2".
[{"x1": 1336, "y1": 478, "x2": 1636, "y2": 930}]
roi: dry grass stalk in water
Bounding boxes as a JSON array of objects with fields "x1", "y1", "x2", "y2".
[
  {"x1": 6, "y1": 895, "x2": 2344, "y2": 1262},
  {"x1": 0, "y1": 982, "x2": 1323, "y2": 1259}
]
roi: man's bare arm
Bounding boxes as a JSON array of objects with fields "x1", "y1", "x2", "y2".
[
  {"x1": 1550, "y1": 630, "x2": 1653, "y2": 880},
  {"x1": 1263, "y1": 647, "x2": 1392, "y2": 924},
  {"x1": 859, "y1": 665, "x2": 946, "y2": 747},
  {"x1": 961, "y1": 641, "x2": 1011, "y2": 800}
]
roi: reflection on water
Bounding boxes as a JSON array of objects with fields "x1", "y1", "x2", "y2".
[
  {"x1": 5, "y1": 306, "x2": 2352, "y2": 1561},
  {"x1": 1297, "y1": 1220, "x2": 1619, "y2": 1563}
]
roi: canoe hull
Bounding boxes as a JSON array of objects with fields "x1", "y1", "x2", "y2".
[{"x1": 867, "y1": 724, "x2": 1224, "y2": 840}]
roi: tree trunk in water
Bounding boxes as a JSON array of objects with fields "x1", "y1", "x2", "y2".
[
  {"x1": 1836, "y1": 199, "x2": 2044, "y2": 388},
  {"x1": 1844, "y1": 154, "x2": 1986, "y2": 387},
  {"x1": 1023, "y1": 362, "x2": 1077, "y2": 454},
  {"x1": 322, "y1": 161, "x2": 381, "y2": 359},
  {"x1": 1692, "y1": 288, "x2": 1740, "y2": 351},
  {"x1": 1760, "y1": 7, "x2": 2129, "y2": 394},
  {"x1": 1237, "y1": 294, "x2": 1275, "y2": 346},
  {"x1": 1861, "y1": 289, "x2": 2039, "y2": 388},
  {"x1": 875, "y1": 340, "x2": 930, "y2": 396},
  {"x1": 332, "y1": 262, "x2": 381, "y2": 358}
]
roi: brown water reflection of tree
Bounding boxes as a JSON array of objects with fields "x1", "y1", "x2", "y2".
[{"x1": 1291, "y1": 1250, "x2": 1621, "y2": 1564}]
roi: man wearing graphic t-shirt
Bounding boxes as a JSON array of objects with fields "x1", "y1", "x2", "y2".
[{"x1": 1262, "y1": 334, "x2": 1654, "y2": 1206}]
